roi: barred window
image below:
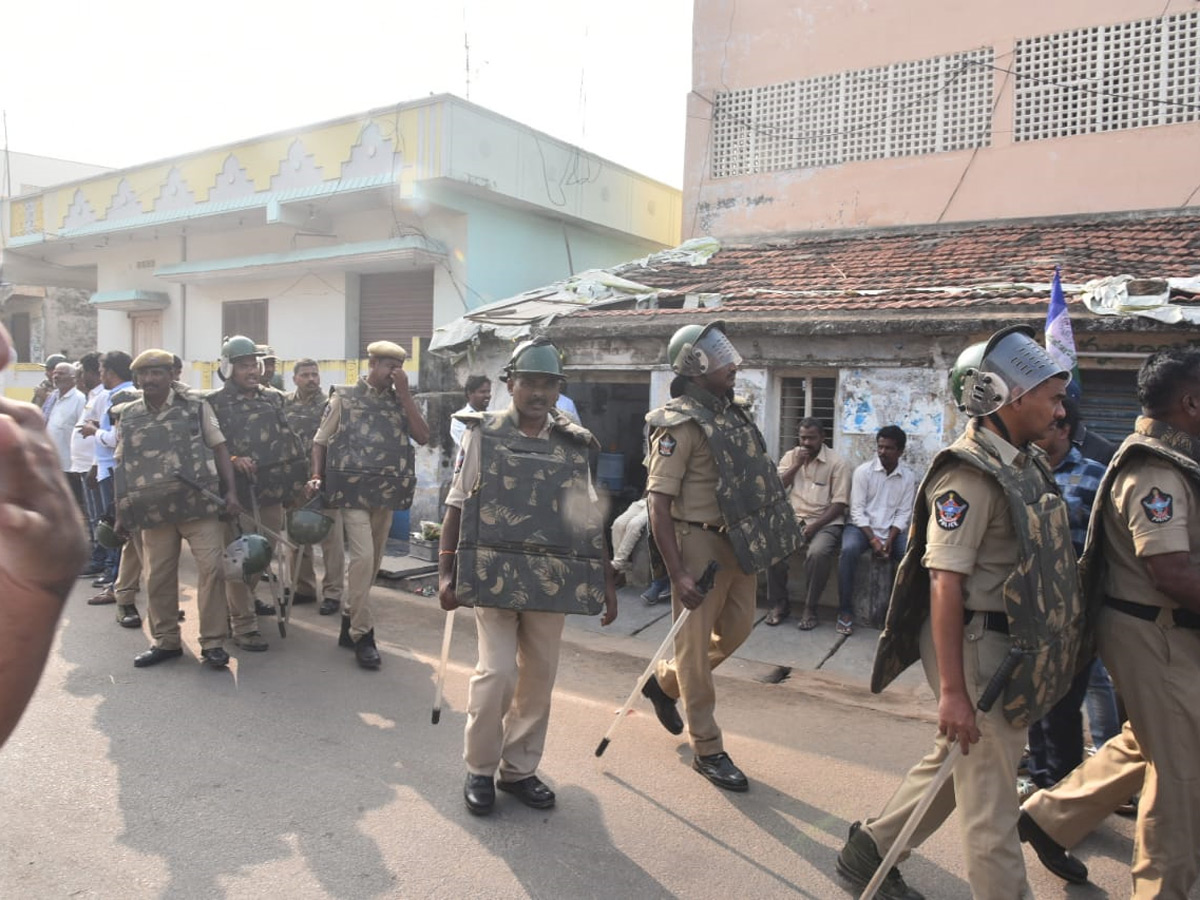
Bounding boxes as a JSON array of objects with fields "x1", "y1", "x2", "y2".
[
  {"x1": 710, "y1": 49, "x2": 994, "y2": 178},
  {"x1": 1014, "y1": 10, "x2": 1200, "y2": 140},
  {"x1": 778, "y1": 375, "x2": 837, "y2": 458}
]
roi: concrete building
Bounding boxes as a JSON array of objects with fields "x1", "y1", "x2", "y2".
[
  {"x1": 685, "y1": 0, "x2": 1200, "y2": 238},
  {"x1": 3, "y1": 95, "x2": 680, "y2": 370},
  {"x1": 1, "y1": 151, "x2": 111, "y2": 368}
]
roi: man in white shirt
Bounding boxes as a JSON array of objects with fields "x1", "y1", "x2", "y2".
[
  {"x1": 835, "y1": 425, "x2": 917, "y2": 635},
  {"x1": 450, "y1": 374, "x2": 492, "y2": 452},
  {"x1": 46, "y1": 362, "x2": 86, "y2": 474},
  {"x1": 68, "y1": 353, "x2": 107, "y2": 577}
]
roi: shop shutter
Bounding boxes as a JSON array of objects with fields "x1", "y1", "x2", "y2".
[
  {"x1": 359, "y1": 270, "x2": 435, "y2": 358},
  {"x1": 1078, "y1": 369, "x2": 1140, "y2": 443}
]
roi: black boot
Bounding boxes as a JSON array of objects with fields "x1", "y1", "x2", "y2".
[
  {"x1": 354, "y1": 629, "x2": 381, "y2": 669},
  {"x1": 338, "y1": 614, "x2": 354, "y2": 648}
]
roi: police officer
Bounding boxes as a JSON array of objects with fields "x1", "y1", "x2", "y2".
[
  {"x1": 208, "y1": 335, "x2": 307, "y2": 650},
  {"x1": 640, "y1": 321, "x2": 802, "y2": 792},
  {"x1": 307, "y1": 341, "x2": 429, "y2": 668},
  {"x1": 438, "y1": 337, "x2": 617, "y2": 815},
  {"x1": 284, "y1": 358, "x2": 345, "y2": 614},
  {"x1": 115, "y1": 349, "x2": 242, "y2": 669},
  {"x1": 1068, "y1": 347, "x2": 1200, "y2": 898},
  {"x1": 836, "y1": 326, "x2": 1081, "y2": 900}
]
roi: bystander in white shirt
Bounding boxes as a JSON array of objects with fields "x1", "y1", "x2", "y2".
[{"x1": 848, "y1": 455, "x2": 917, "y2": 539}]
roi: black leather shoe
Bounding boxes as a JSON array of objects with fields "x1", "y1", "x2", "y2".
[
  {"x1": 1018, "y1": 811, "x2": 1089, "y2": 884},
  {"x1": 116, "y1": 605, "x2": 142, "y2": 628},
  {"x1": 320, "y1": 597, "x2": 342, "y2": 616},
  {"x1": 641, "y1": 675, "x2": 684, "y2": 735},
  {"x1": 497, "y1": 775, "x2": 556, "y2": 809},
  {"x1": 464, "y1": 774, "x2": 495, "y2": 815},
  {"x1": 201, "y1": 647, "x2": 230, "y2": 669},
  {"x1": 133, "y1": 646, "x2": 183, "y2": 668},
  {"x1": 291, "y1": 592, "x2": 317, "y2": 605},
  {"x1": 354, "y1": 630, "x2": 381, "y2": 669},
  {"x1": 693, "y1": 752, "x2": 749, "y2": 792},
  {"x1": 92, "y1": 576, "x2": 112, "y2": 588},
  {"x1": 254, "y1": 599, "x2": 276, "y2": 616},
  {"x1": 338, "y1": 614, "x2": 354, "y2": 648}
]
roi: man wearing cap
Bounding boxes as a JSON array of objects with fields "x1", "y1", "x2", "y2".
[
  {"x1": 207, "y1": 335, "x2": 307, "y2": 650},
  {"x1": 284, "y1": 358, "x2": 344, "y2": 614},
  {"x1": 258, "y1": 345, "x2": 285, "y2": 391},
  {"x1": 438, "y1": 337, "x2": 617, "y2": 816},
  {"x1": 307, "y1": 341, "x2": 429, "y2": 668},
  {"x1": 114, "y1": 350, "x2": 242, "y2": 669},
  {"x1": 640, "y1": 321, "x2": 802, "y2": 792},
  {"x1": 836, "y1": 326, "x2": 1082, "y2": 900}
]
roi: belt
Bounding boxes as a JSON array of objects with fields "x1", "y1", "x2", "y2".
[
  {"x1": 673, "y1": 519, "x2": 727, "y2": 534},
  {"x1": 963, "y1": 609, "x2": 1009, "y2": 634},
  {"x1": 1106, "y1": 596, "x2": 1200, "y2": 630}
]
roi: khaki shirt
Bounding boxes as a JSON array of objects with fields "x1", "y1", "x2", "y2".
[
  {"x1": 779, "y1": 444, "x2": 850, "y2": 523},
  {"x1": 1103, "y1": 455, "x2": 1200, "y2": 607},
  {"x1": 445, "y1": 407, "x2": 593, "y2": 509},
  {"x1": 644, "y1": 419, "x2": 722, "y2": 525},
  {"x1": 311, "y1": 382, "x2": 396, "y2": 446},
  {"x1": 114, "y1": 390, "x2": 226, "y2": 461},
  {"x1": 921, "y1": 427, "x2": 1024, "y2": 613}
]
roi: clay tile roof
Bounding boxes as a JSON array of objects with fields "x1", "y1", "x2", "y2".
[{"x1": 579, "y1": 210, "x2": 1200, "y2": 316}]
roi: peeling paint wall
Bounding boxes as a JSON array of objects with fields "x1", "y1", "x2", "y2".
[{"x1": 838, "y1": 367, "x2": 949, "y2": 475}]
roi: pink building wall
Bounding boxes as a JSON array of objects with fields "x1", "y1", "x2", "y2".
[{"x1": 685, "y1": 0, "x2": 1200, "y2": 239}]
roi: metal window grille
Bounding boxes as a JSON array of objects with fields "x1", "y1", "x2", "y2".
[
  {"x1": 710, "y1": 49, "x2": 993, "y2": 178},
  {"x1": 778, "y1": 375, "x2": 838, "y2": 458},
  {"x1": 1014, "y1": 10, "x2": 1200, "y2": 141},
  {"x1": 221, "y1": 299, "x2": 268, "y2": 344}
]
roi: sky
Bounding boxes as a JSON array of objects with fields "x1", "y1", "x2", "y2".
[{"x1": 2, "y1": 0, "x2": 693, "y2": 187}]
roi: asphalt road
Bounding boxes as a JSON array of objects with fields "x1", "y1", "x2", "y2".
[{"x1": 0, "y1": 563, "x2": 1174, "y2": 899}]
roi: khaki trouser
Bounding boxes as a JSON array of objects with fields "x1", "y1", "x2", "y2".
[
  {"x1": 141, "y1": 516, "x2": 227, "y2": 651},
  {"x1": 1099, "y1": 605, "x2": 1200, "y2": 900},
  {"x1": 292, "y1": 508, "x2": 344, "y2": 602},
  {"x1": 224, "y1": 502, "x2": 283, "y2": 635},
  {"x1": 113, "y1": 531, "x2": 143, "y2": 602},
  {"x1": 655, "y1": 525, "x2": 757, "y2": 757},
  {"x1": 1024, "y1": 720, "x2": 1146, "y2": 848},
  {"x1": 464, "y1": 607, "x2": 565, "y2": 780},
  {"x1": 342, "y1": 507, "x2": 390, "y2": 639},
  {"x1": 862, "y1": 616, "x2": 1030, "y2": 900}
]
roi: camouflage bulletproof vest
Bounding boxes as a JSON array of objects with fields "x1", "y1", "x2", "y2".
[
  {"x1": 324, "y1": 379, "x2": 415, "y2": 510},
  {"x1": 645, "y1": 383, "x2": 802, "y2": 575},
  {"x1": 284, "y1": 389, "x2": 328, "y2": 452},
  {"x1": 207, "y1": 383, "x2": 307, "y2": 507},
  {"x1": 1079, "y1": 420, "x2": 1200, "y2": 617},
  {"x1": 871, "y1": 424, "x2": 1083, "y2": 726},
  {"x1": 455, "y1": 410, "x2": 606, "y2": 615},
  {"x1": 115, "y1": 389, "x2": 222, "y2": 529}
]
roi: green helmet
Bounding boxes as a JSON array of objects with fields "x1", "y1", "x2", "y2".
[
  {"x1": 502, "y1": 337, "x2": 564, "y2": 382},
  {"x1": 951, "y1": 325, "x2": 1069, "y2": 416},
  {"x1": 668, "y1": 320, "x2": 742, "y2": 376},
  {"x1": 221, "y1": 533, "x2": 273, "y2": 582},
  {"x1": 219, "y1": 335, "x2": 264, "y2": 381},
  {"x1": 95, "y1": 518, "x2": 126, "y2": 550},
  {"x1": 286, "y1": 506, "x2": 334, "y2": 544},
  {"x1": 44, "y1": 353, "x2": 68, "y2": 370}
]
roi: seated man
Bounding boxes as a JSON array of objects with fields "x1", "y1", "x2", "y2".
[
  {"x1": 610, "y1": 497, "x2": 670, "y2": 605},
  {"x1": 835, "y1": 425, "x2": 916, "y2": 635},
  {"x1": 766, "y1": 417, "x2": 850, "y2": 629}
]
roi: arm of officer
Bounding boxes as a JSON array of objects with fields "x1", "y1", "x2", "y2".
[
  {"x1": 0, "y1": 396, "x2": 89, "y2": 748},
  {"x1": 438, "y1": 424, "x2": 480, "y2": 611},
  {"x1": 929, "y1": 569, "x2": 980, "y2": 753},
  {"x1": 212, "y1": 444, "x2": 242, "y2": 516},
  {"x1": 392, "y1": 368, "x2": 430, "y2": 446},
  {"x1": 1143, "y1": 553, "x2": 1200, "y2": 612}
]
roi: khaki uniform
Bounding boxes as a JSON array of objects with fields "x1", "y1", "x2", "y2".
[
  {"x1": 313, "y1": 387, "x2": 400, "y2": 639},
  {"x1": 446, "y1": 407, "x2": 571, "y2": 780},
  {"x1": 1093, "y1": 423, "x2": 1200, "y2": 899},
  {"x1": 862, "y1": 427, "x2": 1036, "y2": 900},
  {"x1": 646, "y1": 417, "x2": 758, "y2": 757},
  {"x1": 118, "y1": 391, "x2": 229, "y2": 651},
  {"x1": 113, "y1": 530, "x2": 143, "y2": 611},
  {"x1": 285, "y1": 388, "x2": 345, "y2": 605}
]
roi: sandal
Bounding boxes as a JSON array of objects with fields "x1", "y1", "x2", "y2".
[
  {"x1": 765, "y1": 605, "x2": 789, "y2": 626},
  {"x1": 797, "y1": 615, "x2": 818, "y2": 631},
  {"x1": 836, "y1": 616, "x2": 854, "y2": 636}
]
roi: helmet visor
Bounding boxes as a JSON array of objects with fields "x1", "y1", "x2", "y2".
[
  {"x1": 982, "y1": 331, "x2": 1070, "y2": 405},
  {"x1": 683, "y1": 329, "x2": 742, "y2": 376}
]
